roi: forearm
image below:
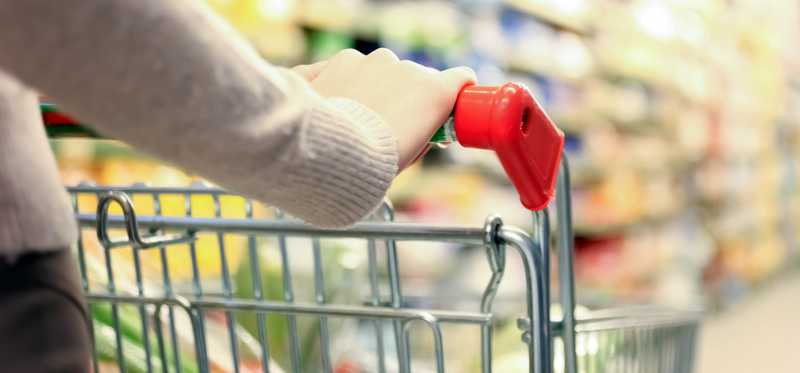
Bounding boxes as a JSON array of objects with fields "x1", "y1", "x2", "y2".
[{"x1": 0, "y1": 0, "x2": 398, "y2": 226}]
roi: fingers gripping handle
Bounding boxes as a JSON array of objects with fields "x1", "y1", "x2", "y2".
[
  {"x1": 448, "y1": 83, "x2": 565, "y2": 211},
  {"x1": 42, "y1": 82, "x2": 564, "y2": 210}
]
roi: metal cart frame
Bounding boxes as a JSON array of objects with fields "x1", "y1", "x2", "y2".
[{"x1": 69, "y1": 157, "x2": 701, "y2": 373}]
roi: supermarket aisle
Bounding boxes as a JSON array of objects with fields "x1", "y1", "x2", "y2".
[{"x1": 697, "y1": 271, "x2": 800, "y2": 373}]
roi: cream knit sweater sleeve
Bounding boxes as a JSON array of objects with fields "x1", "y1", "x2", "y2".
[{"x1": 0, "y1": 0, "x2": 399, "y2": 254}]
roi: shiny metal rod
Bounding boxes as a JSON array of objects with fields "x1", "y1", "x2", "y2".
[
  {"x1": 555, "y1": 156, "x2": 577, "y2": 373},
  {"x1": 86, "y1": 294, "x2": 492, "y2": 324},
  {"x1": 78, "y1": 214, "x2": 487, "y2": 243},
  {"x1": 499, "y1": 227, "x2": 550, "y2": 373}
]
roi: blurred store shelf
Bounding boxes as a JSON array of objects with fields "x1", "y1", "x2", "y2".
[{"x1": 50, "y1": 0, "x2": 800, "y2": 315}]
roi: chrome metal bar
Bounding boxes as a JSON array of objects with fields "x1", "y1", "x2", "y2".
[
  {"x1": 499, "y1": 226, "x2": 550, "y2": 373},
  {"x1": 401, "y1": 315, "x2": 445, "y2": 373},
  {"x1": 183, "y1": 191, "x2": 210, "y2": 371},
  {"x1": 102, "y1": 244, "x2": 127, "y2": 373},
  {"x1": 366, "y1": 238, "x2": 387, "y2": 373},
  {"x1": 245, "y1": 200, "x2": 272, "y2": 373},
  {"x1": 535, "y1": 209, "x2": 552, "y2": 371},
  {"x1": 555, "y1": 156, "x2": 578, "y2": 373},
  {"x1": 96, "y1": 192, "x2": 194, "y2": 249},
  {"x1": 687, "y1": 325, "x2": 698, "y2": 372},
  {"x1": 131, "y1": 238, "x2": 155, "y2": 373},
  {"x1": 639, "y1": 328, "x2": 658, "y2": 371},
  {"x1": 659, "y1": 328, "x2": 665, "y2": 372},
  {"x1": 379, "y1": 201, "x2": 410, "y2": 373},
  {"x1": 660, "y1": 328, "x2": 668, "y2": 372},
  {"x1": 276, "y1": 211, "x2": 302, "y2": 372},
  {"x1": 631, "y1": 329, "x2": 639, "y2": 373},
  {"x1": 480, "y1": 215, "x2": 505, "y2": 373},
  {"x1": 665, "y1": 328, "x2": 674, "y2": 373},
  {"x1": 574, "y1": 314, "x2": 702, "y2": 333},
  {"x1": 312, "y1": 238, "x2": 332, "y2": 372},
  {"x1": 479, "y1": 296, "x2": 497, "y2": 373},
  {"x1": 77, "y1": 214, "x2": 487, "y2": 243},
  {"x1": 676, "y1": 327, "x2": 687, "y2": 373},
  {"x1": 152, "y1": 192, "x2": 183, "y2": 373},
  {"x1": 677, "y1": 327, "x2": 685, "y2": 372},
  {"x1": 94, "y1": 189, "x2": 128, "y2": 373},
  {"x1": 212, "y1": 194, "x2": 241, "y2": 373},
  {"x1": 86, "y1": 294, "x2": 492, "y2": 324},
  {"x1": 683, "y1": 326, "x2": 693, "y2": 373},
  {"x1": 153, "y1": 304, "x2": 170, "y2": 373},
  {"x1": 96, "y1": 192, "x2": 155, "y2": 372},
  {"x1": 190, "y1": 300, "x2": 491, "y2": 325}
]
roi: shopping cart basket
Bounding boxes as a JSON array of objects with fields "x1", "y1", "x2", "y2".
[{"x1": 51, "y1": 84, "x2": 701, "y2": 373}]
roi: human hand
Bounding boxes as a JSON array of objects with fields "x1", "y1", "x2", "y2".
[{"x1": 293, "y1": 49, "x2": 476, "y2": 170}]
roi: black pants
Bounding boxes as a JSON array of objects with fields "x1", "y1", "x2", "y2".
[{"x1": 0, "y1": 250, "x2": 92, "y2": 373}]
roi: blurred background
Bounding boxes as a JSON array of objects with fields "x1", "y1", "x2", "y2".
[{"x1": 51, "y1": 0, "x2": 800, "y2": 372}]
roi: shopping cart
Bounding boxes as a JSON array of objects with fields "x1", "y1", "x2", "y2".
[{"x1": 50, "y1": 84, "x2": 701, "y2": 373}]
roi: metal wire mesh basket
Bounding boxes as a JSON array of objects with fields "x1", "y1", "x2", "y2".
[{"x1": 68, "y1": 159, "x2": 701, "y2": 373}]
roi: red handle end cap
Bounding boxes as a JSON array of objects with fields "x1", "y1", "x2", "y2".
[{"x1": 454, "y1": 83, "x2": 564, "y2": 211}]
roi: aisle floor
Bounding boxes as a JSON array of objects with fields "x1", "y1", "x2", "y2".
[{"x1": 697, "y1": 271, "x2": 800, "y2": 373}]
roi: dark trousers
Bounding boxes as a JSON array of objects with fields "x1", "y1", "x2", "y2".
[{"x1": 0, "y1": 250, "x2": 92, "y2": 373}]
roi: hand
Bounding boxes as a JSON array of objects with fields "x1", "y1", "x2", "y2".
[{"x1": 292, "y1": 49, "x2": 476, "y2": 170}]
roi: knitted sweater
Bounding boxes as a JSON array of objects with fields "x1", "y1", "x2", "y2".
[{"x1": 0, "y1": 0, "x2": 399, "y2": 257}]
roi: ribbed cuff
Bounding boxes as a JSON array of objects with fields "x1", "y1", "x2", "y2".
[{"x1": 278, "y1": 97, "x2": 398, "y2": 228}]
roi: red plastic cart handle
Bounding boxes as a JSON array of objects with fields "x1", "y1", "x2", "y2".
[{"x1": 451, "y1": 83, "x2": 564, "y2": 211}]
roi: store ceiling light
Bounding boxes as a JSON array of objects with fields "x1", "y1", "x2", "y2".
[
  {"x1": 258, "y1": 0, "x2": 292, "y2": 20},
  {"x1": 634, "y1": 1, "x2": 677, "y2": 40},
  {"x1": 552, "y1": 0, "x2": 588, "y2": 16}
]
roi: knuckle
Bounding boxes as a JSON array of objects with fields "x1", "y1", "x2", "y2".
[
  {"x1": 457, "y1": 66, "x2": 477, "y2": 81},
  {"x1": 368, "y1": 48, "x2": 399, "y2": 61},
  {"x1": 333, "y1": 48, "x2": 363, "y2": 62}
]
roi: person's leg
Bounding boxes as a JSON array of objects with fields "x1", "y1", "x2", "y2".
[{"x1": 0, "y1": 249, "x2": 91, "y2": 373}]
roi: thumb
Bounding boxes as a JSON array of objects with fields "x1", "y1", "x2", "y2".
[
  {"x1": 439, "y1": 66, "x2": 477, "y2": 94},
  {"x1": 292, "y1": 60, "x2": 329, "y2": 81}
]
